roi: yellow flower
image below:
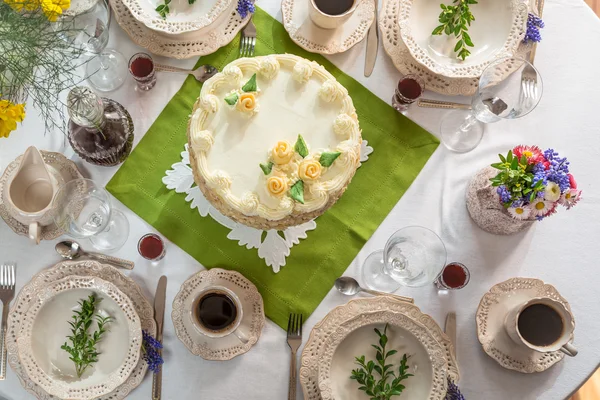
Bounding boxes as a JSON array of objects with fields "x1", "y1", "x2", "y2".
[
  {"x1": 237, "y1": 92, "x2": 257, "y2": 113},
  {"x1": 40, "y1": 0, "x2": 70, "y2": 21},
  {"x1": 271, "y1": 141, "x2": 293, "y2": 165},
  {"x1": 298, "y1": 159, "x2": 321, "y2": 181},
  {"x1": 266, "y1": 176, "x2": 288, "y2": 197},
  {"x1": 0, "y1": 99, "x2": 26, "y2": 139}
]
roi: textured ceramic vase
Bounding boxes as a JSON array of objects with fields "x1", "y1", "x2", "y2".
[{"x1": 466, "y1": 166, "x2": 534, "y2": 235}]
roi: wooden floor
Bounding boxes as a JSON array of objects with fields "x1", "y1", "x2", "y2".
[{"x1": 571, "y1": 4, "x2": 599, "y2": 398}]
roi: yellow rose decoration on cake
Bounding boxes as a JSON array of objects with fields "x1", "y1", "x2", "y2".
[
  {"x1": 266, "y1": 176, "x2": 288, "y2": 197},
  {"x1": 237, "y1": 93, "x2": 257, "y2": 114},
  {"x1": 271, "y1": 141, "x2": 294, "y2": 165},
  {"x1": 298, "y1": 159, "x2": 322, "y2": 181}
]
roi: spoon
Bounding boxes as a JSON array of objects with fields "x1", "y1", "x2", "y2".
[
  {"x1": 334, "y1": 276, "x2": 414, "y2": 303},
  {"x1": 55, "y1": 240, "x2": 134, "y2": 270},
  {"x1": 153, "y1": 63, "x2": 218, "y2": 83}
]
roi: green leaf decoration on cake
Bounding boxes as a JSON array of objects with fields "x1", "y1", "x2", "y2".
[
  {"x1": 259, "y1": 162, "x2": 274, "y2": 175},
  {"x1": 224, "y1": 92, "x2": 239, "y2": 105},
  {"x1": 319, "y1": 152, "x2": 341, "y2": 167},
  {"x1": 294, "y1": 135, "x2": 309, "y2": 158},
  {"x1": 290, "y1": 180, "x2": 305, "y2": 204},
  {"x1": 242, "y1": 74, "x2": 257, "y2": 92}
]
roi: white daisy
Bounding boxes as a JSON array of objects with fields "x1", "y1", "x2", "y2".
[
  {"x1": 544, "y1": 181, "x2": 561, "y2": 202},
  {"x1": 530, "y1": 199, "x2": 553, "y2": 217},
  {"x1": 508, "y1": 205, "x2": 532, "y2": 220},
  {"x1": 559, "y1": 189, "x2": 582, "y2": 209}
]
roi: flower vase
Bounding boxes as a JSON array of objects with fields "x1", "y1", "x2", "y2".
[{"x1": 466, "y1": 166, "x2": 534, "y2": 235}]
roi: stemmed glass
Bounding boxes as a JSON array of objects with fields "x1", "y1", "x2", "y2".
[
  {"x1": 57, "y1": 0, "x2": 127, "y2": 91},
  {"x1": 441, "y1": 57, "x2": 543, "y2": 153},
  {"x1": 362, "y1": 226, "x2": 447, "y2": 292},
  {"x1": 53, "y1": 178, "x2": 129, "y2": 251}
]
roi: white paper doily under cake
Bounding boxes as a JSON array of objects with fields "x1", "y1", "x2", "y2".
[
  {"x1": 109, "y1": 0, "x2": 249, "y2": 59},
  {"x1": 476, "y1": 277, "x2": 570, "y2": 373},
  {"x1": 281, "y1": 0, "x2": 375, "y2": 55},
  {"x1": 0, "y1": 151, "x2": 84, "y2": 241},
  {"x1": 171, "y1": 268, "x2": 265, "y2": 360},
  {"x1": 163, "y1": 142, "x2": 373, "y2": 273},
  {"x1": 380, "y1": 0, "x2": 537, "y2": 95},
  {"x1": 6, "y1": 260, "x2": 156, "y2": 400}
]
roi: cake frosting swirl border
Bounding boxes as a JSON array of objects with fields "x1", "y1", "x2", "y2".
[{"x1": 187, "y1": 54, "x2": 362, "y2": 230}]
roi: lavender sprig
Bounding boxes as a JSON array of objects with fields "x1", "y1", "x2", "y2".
[
  {"x1": 523, "y1": 13, "x2": 544, "y2": 43},
  {"x1": 236, "y1": 0, "x2": 255, "y2": 19},
  {"x1": 445, "y1": 378, "x2": 465, "y2": 400},
  {"x1": 142, "y1": 330, "x2": 164, "y2": 373}
]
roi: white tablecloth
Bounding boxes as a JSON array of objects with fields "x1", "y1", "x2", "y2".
[{"x1": 1, "y1": 0, "x2": 600, "y2": 399}]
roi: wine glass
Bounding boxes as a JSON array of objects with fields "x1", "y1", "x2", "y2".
[
  {"x1": 53, "y1": 178, "x2": 129, "y2": 251},
  {"x1": 441, "y1": 57, "x2": 543, "y2": 153},
  {"x1": 362, "y1": 226, "x2": 447, "y2": 292},
  {"x1": 57, "y1": 0, "x2": 127, "y2": 92}
]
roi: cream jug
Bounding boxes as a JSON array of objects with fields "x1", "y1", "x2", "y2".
[{"x1": 3, "y1": 147, "x2": 58, "y2": 244}]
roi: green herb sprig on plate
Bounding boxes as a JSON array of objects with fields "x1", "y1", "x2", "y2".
[
  {"x1": 432, "y1": 0, "x2": 478, "y2": 61},
  {"x1": 350, "y1": 324, "x2": 413, "y2": 400},
  {"x1": 61, "y1": 294, "x2": 113, "y2": 378}
]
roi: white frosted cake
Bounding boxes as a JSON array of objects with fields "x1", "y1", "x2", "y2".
[{"x1": 187, "y1": 54, "x2": 362, "y2": 230}]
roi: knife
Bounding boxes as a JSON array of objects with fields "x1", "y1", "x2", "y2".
[
  {"x1": 444, "y1": 312, "x2": 457, "y2": 364},
  {"x1": 152, "y1": 276, "x2": 167, "y2": 400},
  {"x1": 364, "y1": 0, "x2": 379, "y2": 77}
]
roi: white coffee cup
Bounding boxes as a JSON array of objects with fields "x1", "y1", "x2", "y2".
[
  {"x1": 189, "y1": 286, "x2": 249, "y2": 344},
  {"x1": 504, "y1": 297, "x2": 577, "y2": 357},
  {"x1": 308, "y1": 0, "x2": 359, "y2": 30}
]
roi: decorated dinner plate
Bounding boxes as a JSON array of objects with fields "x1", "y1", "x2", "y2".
[
  {"x1": 121, "y1": 0, "x2": 232, "y2": 35},
  {"x1": 7, "y1": 261, "x2": 156, "y2": 400},
  {"x1": 398, "y1": 0, "x2": 528, "y2": 79},
  {"x1": 16, "y1": 275, "x2": 142, "y2": 400},
  {"x1": 300, "y1": 296, "x2": 459, "y2": 399},
  {"x1": 318, "y1": 310, "x2": 448, "y2": 400}
]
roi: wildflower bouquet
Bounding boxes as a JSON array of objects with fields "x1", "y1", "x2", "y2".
[
  {"x1": 490, "y1": 145, "x2": 581, "y2": 221},
  {"x1": 0, "y1": 0, "x2": 85, "y2": 138}
]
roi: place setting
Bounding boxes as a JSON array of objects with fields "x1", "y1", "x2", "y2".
[{"x1": 1, "y1": 0, "x2": 597, "y2": 397}]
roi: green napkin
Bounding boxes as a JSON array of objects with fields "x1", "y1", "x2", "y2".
[{"x1": 106, "y1": 7, "x2": 439, "y2": 330}]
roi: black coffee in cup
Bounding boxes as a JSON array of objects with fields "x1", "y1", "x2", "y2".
[
  {"x1": 197, "y1": 291, "x2": 238, "y2": 332},
  {"x1": 313, "y1": 0, "x2": 355, "y2": 15},
  {"x1": 517, "y1": 303, "x2": 564, "y2": 347}
]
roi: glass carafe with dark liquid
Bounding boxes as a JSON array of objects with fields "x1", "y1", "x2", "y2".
[{"x1": 67, "y1": 86, "x2": 134, "y2": 166}]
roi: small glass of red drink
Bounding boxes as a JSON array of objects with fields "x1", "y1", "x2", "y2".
[
  {"x1": 138, "y1": 233, "x2": 166, "y2": 261},
  {"x1": 392, "y1": 74, "x2": 425, "y2": 112},
  {"x1": 434, "y1": 262, "x2": 470, "y2": 290},
  {"x1": 128, "y1": 53, "x2": 157, "y2": 91}
]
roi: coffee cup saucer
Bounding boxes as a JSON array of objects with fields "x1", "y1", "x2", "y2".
[
  {"x1": 476, "y1": 277, "x2": 572, "y2": 373},
  {"x1": 171, "y1": 268, "x2": 265, "y2": 361},
  {"x1": 281, "y1": 0, "x2": 375, "y2": 55},
  {"x1": 0, "y1": 150, "x2": 84, "y2": 241}
]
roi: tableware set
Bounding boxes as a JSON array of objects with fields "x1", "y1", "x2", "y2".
[
  {"x1": 0, "y1": 149, "x2": 84, "y2": 243},
  {"x1": 6, "y1": 260, "x2": 157, "y2": 399},
  {"x1": 171, "y1": 268, "x2": 265, "y2": 360}
]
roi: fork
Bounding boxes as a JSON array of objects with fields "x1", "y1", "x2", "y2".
[
  {"x1": 239, "y1": 15, "x2": 257, "y2": 58},
  {"x1": 286, "y1": 313, "x2": 303, "y2": 400},
  {"x1": 0, "y1": 263, "x2": 16, "y2": 380}
]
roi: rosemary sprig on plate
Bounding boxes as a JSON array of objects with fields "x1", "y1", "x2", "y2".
[
  {"x1": 350, "y1": 324, "x2": 413, "y2": 400},
  {"x1": 61, "y1": 294, "x2": 113, "y2": 378},
  {"x1": 432, "y1": 0, "x2": 478, "y2": 61},
  {"x1": 155, "y1": 0, "x2": 171, "y2": 19}
]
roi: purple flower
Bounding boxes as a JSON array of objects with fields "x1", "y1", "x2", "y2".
[
  {"x1": 237, "y1": 0, "x2": 255, "y2": 19},
  {"x1": 445, "y1": 379, "x2": 465, "y2": 400},
  {"x1": 532, "y1": 162, "x2": 547, "y2": 187},
  {"x1": 497, "y1": 185, "x2": 511, "y2": 203},
  {"x1": 523, "y1": 13, "x2": 544, "y2": 43},
  {"x1": 142, "y1": 330, "x2": 164, "y2": 373},
  {"x1": 544, "y1": 149, "x2": 571, "y2": 191}
]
